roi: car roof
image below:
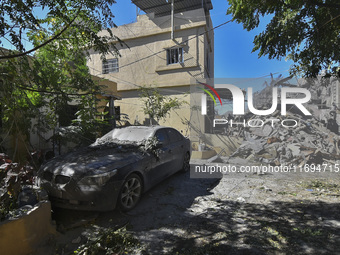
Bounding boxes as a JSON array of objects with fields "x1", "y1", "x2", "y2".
[{"x1": 117, "y1": 125, "x2": 169, "y2": 132}]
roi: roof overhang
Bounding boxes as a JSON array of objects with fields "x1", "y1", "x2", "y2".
[
  {"x1": 132, "y1": 0, "x2": 213, "y2": 17},
  {"x1": 91, "y1": 75, "x2": 121, "y2": 99},
  {"x1": 101, "y1": 93, "x2": 122, "y2": 100}
]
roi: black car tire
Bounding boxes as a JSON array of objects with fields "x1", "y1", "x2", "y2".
[
  {"x1": 118, "y1": 174, "x2": 143, "y2": 211},
  {"x1": 182, "y1": 152, "x2": 190, "y2": 172}
]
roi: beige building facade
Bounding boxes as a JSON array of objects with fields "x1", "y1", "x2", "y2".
[{"x1": 87, "y1": 2, "x2": 214, "y2": 136}]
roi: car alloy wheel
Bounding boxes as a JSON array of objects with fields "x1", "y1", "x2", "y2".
[
  {"x1": 118, "y1": 174, "x2": 142, "y2": 211},
  {"x1": 182, "y1": 152, "x2": 190, "y2": 172}
]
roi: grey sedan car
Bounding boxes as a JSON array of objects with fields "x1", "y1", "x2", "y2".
[{"x1": 37, "y1": 126, "x2": 190, "y2": 211}]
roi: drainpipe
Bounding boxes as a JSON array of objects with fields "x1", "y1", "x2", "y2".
[{"x1": 171, "y1": 0, "x2": 174, "y2": 40}]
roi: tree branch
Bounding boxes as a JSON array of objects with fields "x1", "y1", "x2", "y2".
[
  {"x1": 0, "y1": 8, "x2": 81, "y2": 60},
  {"x1": 16, "y1": 84, "x2": 96, "y2": 96},
  {"x1": 320, "y1": 13, "x2": 340, "y2": 28},
  {"x1": 307, "y1": 0, "x2": 340, "y2": 9}
]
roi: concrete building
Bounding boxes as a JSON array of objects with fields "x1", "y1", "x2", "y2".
[{"x1": 87, "y1": 0, "x2": 214, "y2": 136}]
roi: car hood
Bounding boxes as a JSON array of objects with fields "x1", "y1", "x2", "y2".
[{"x1": 40, "y1": 145, "x2": 146, "y2": 178}]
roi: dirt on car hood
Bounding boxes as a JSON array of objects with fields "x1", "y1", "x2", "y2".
[{"x1": 40, "y1": 144, "x2": 147, "y2": 178}]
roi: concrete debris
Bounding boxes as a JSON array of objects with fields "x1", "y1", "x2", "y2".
[
  {"x1": 207, "y1": 155, "x2": 224, "y2": 163},
  {"x1": 234, "y1": 217, "x2": 245, "y2": 224},
  {"x1": 236, "y1": 197, "x2": 246, "y2": 203},
  {"x1": 261, "y1": 186, "x2": 272, "y2": 192},
  {"x1": 228, "y1": 109, "x2": 340, "y2": 166}
]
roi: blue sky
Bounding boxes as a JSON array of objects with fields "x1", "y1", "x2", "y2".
[
  {"x1": 2, "y1": 0, "x2": 293, "y2": 79},
  {"x1": 111, "y1": 0, "x2": 293, "y2": 79}
]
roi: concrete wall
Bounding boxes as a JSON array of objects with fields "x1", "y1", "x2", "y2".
[
  {"x1": 87, "y1": 8, "x2": 214, "y2": 134},
  {"x1": 0, "y1": 201, "x2": 56, "y2": 255},
  {"x1": 87, "y1": 11, "x2": 211, "y2": 90},
  {"x1": 117, "y1": 86, "x2": 191, "y2": 136}
]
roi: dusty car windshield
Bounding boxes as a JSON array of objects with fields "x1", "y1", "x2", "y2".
[{"x1": 93, "y1": 127, "x2": 154, "y2": 145}]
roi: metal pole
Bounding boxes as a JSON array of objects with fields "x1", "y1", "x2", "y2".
[
  {"x1": 171, "y1": 0, "x2": 174, "y2": 40},
  {"x1": 136, "y1": 6, "x2": 139, "y2": 22},
  {"x1": 109, "y1": 96, "x2": 116, "y2": 128}
]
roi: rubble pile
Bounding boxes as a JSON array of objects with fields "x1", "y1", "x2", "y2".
[{"x1": 229, "y1": 111, "x2": 340, "y2": 166}]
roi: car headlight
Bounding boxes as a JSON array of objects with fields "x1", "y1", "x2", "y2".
[{"x1": 78, "y1": 169, "x2": 117, "y2": 186}]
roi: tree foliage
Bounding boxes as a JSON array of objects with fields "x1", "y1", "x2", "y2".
[
  {"x1": 0, "y1": 1, "x2": 120, "y2": 157},
  {"x1": 139, "y1": 86, "x2": 184, "y2": 125},
  {"x1": 227, "y1": 0, "x2": 340, "y2": 77},
  {"x1": 0, "y1": 0, "x2": 119, "y2": 58}
]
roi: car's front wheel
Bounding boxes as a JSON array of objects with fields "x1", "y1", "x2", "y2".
[{"x1": 118, "y1": 174, "x2": 143, "y2": 211}]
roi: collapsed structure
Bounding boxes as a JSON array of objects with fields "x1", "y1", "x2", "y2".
[
  {"x1": 194, "y1": 77, "x2": 340, "y2": 166},
  {"x1": 229, "y1": 110, "x2": 340, "y2": 166}
]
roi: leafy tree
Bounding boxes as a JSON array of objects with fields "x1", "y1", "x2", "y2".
[
  {"x1": 0, "y1": 1, "x2": 121, "y2": 158},
  {"x1": 227, "y1": 0, "x2": 340, "y2": 77},
  {"x1": 0, "y1": 0, "x2": 119, "y2": 59},
  {"x1": 139, "y1": 86, "x2": 184, "y2": 126}
]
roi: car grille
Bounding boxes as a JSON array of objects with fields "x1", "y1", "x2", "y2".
[
  {"x1": 42, "y1": 171, "x2": 53, "y2": 181},
  {"x1": 55, "y1": 175, "x2": 71, "y2": 184}
]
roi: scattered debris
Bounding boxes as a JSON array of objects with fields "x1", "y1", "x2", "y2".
[
  {"x1": 73, "y1": 225, "x2": 140, "y2": 255},
  {"x1": 226, "y1": 109, "x2": 340, "y2": 166},
  {"x1": 211, "y1": 78, "x2": 340, "y2": 168},
  {"x1": 236, "y1": 197, "x2": 246, "y2": 203}
]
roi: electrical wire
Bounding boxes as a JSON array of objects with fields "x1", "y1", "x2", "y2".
[
  {"x1": 113, "y1": 19, "x2": 233, "y2": 70},
  {"x1": 86, "y1": 19, "x2": 233, "y2": 95}
]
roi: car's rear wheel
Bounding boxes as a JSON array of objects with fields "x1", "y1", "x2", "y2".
[
  {"x1": 118, "y1": 174, "x2": 142, "y2": 211},
  {"x1": 182, "y1": 152, "x2": 190, "y2": 172}
]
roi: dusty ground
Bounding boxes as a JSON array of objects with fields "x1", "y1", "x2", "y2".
[{"x1": 37, "y1": 159, "x2": 340, "y2": 255}]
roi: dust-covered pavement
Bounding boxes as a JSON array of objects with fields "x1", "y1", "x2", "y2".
[{"x1": 42, "y1": 159, "x2": 340, "y2": 255}]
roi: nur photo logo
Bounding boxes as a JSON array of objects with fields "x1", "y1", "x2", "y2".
[
  {"x1": 198, "y1": 81, "x2": 222, "y2": 115},
  {"x1": 199, "y1": 83, "x2": 311, "y2": 116},
  {"x1": 194, "y1": 78, "x2": 312, "y2": 129}
]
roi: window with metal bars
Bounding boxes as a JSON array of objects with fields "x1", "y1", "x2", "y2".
[
  {"x1": 102, "y1": 59, "x2": 119, "y2": 74},
  {"x1": 167, "y1": 47, "x2": 183, "y2": 65}
]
